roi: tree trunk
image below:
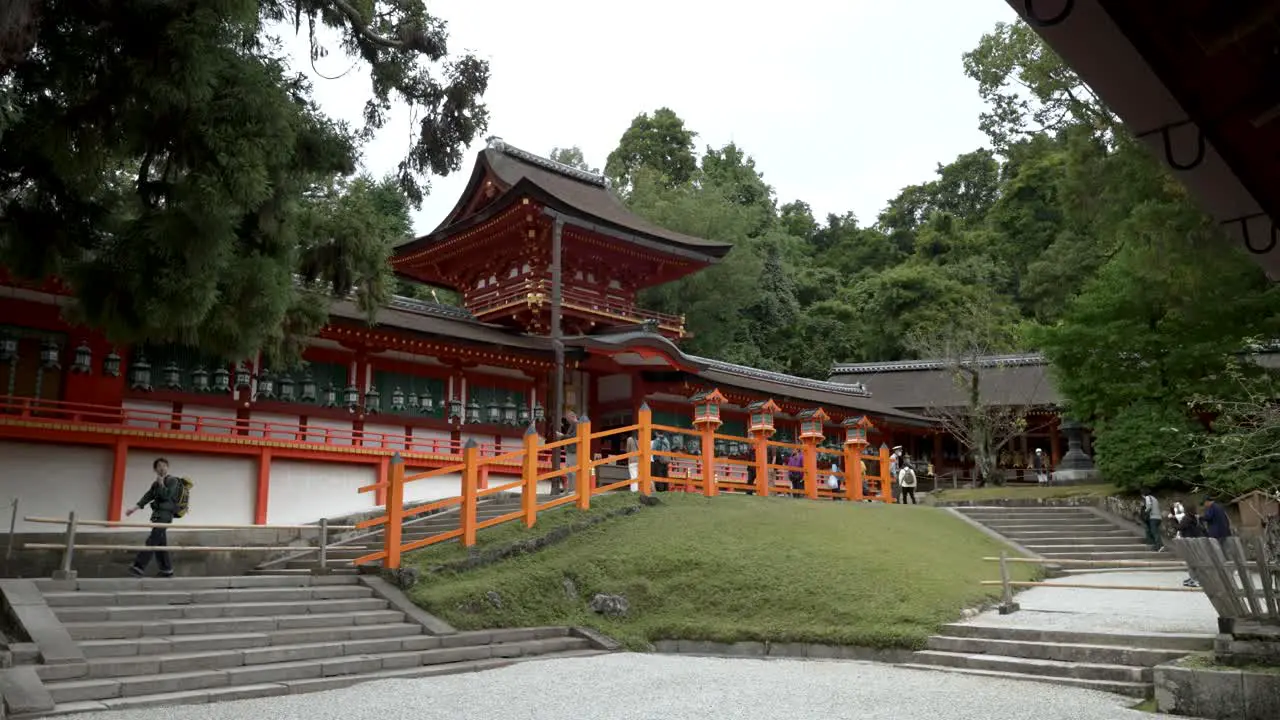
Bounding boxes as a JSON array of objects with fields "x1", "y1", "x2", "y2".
[{"x1": 0, "y1": 0, "x2": 40, "y2": 72}]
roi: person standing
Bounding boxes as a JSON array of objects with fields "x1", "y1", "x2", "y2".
[
  {"x1": 889, "y1": 446, "x2": 903, "y2": 502},
  {"x1": 625, "y1": 433, "x2": 640, "y2": 491},
  {"x1": 651, "y1": 432, "x2": 670, "y2": 493},
  {"x1": 125, "y1": 458, "x2": 180, "y2": 578},
  {"x1": 1140, "y1": 488, "x2": 1164, "y2": 551},
  {"x1": 786, "y1": 450, "x2": 804, "y2": 496},
  {"x1": 898, "y1": 457, "x2": 918, "y2": 505},
  {"x1": 1033, "y1": 448, "x2": 1051, "y2": 485},
  {"x1": 1174, "y1": 501, "x2": 1205, "y2": 587},
  {"x1": 1201, "y1": 497, "x2": 1232, "y2": 547}
]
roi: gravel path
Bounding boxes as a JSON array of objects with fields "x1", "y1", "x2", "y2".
[
  {"x1": 962, "y1": 570, "x2": 1218, "y2": 635},
  {"x1": 62, "y1": 654, "x2": 1179, "y2": 720}
]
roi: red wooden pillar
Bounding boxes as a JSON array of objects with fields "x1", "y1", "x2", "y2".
[
  {"x1": 107, "y1": 438, "x2": 129, "y2": 521},
  {"x1": 1048, "y1": 416, "x2": 1062, "y2": 467},
  {"x1": 376, "y1": 455, "x2": 390, "y2": 507},
  {"x1": 254, "y1": 448, "x2": 272, "y2": 524}
]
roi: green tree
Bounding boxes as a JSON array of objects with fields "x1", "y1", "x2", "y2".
[
  {"x1": 1, "y1": 0, "x2": 488, "y2": 363},
  {"x1": 605, "y1": 107, "x2": 698, "y2": 192},
  {"x1": 549, "y1": 146, "x2": 598, "y2": 174}
]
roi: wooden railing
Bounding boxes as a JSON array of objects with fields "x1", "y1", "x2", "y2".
[
  {"x1": 0, "y1": 396, "x2": 536, "y2": 460},
  {"x1": 468, "y1": 282, "x2": 684, "y2": 331},
  {"x1": 356, "y1": 405, "x2": 896, "y2": 569}
]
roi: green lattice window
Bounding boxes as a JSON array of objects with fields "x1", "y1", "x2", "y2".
[
  {"x1": 653, "y1": 410, "x2": 692, "y2": 429},
  {"x1": 720, "y1": 418, "x2": 747, "y2": 439}
]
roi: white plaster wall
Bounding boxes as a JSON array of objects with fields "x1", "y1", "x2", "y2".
[
  {"x1": 0, "y1": 441, "x2": 111, "y2": 532},
  {"x1": 248, "y1": 412, "x2": 304, "y2": 441},
  {"x1": 177, "y1": 404, "x2": 238, "y2": 435},
  {"x1": 122, "y1": 451, "x2": 254, "y2": 526},
  {"x1": 363, "y1": 422, "x2": 407, "y2": 451},
  {"x1": 267, "y1": 460, "x2": 376, "y2": 524},
  {"x1": 305, "y1": 418, "x2": 355, "y2": 446},
  {"x1": 402, "y1": 468, "x2": 462, "y2": 504},
  {"x1": 458, "y1": 427, "x2": 491, "y2": 450},
  {"x1": 123, "y1": 400, "x2": 172, "y2": 430},
  {"x1": 596, "y1": 374, "x2": 631, "y2": 404},
  {"x1": 407, "y1": 427, "x2": 451, "y2": 455}
]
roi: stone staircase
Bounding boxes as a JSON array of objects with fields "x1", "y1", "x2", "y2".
[
  {"x1": 955, "y1": 506, "x2": 1177, "y2": 570},
  {"x1": 256, "y1": 493, "x2": 548, "y2": 574},
  {"x1": 902, "y1": 623, "x2": 1213, "y2": 697},
  {"x1": 12, "y1": 574, "x2": 602, "y2": 716}
]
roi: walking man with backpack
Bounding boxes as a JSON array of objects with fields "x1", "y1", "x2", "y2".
[{"x1": 125, "y1": 457, "x2": 191, "y2": 578}]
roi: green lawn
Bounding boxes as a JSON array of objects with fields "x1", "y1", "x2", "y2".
[
  {"x1": 406, "y1": 493, "x2": 1037, "y2": 651},
  {"x1": 930, "y1": 483, "x2": 1118, "y2": 503}
]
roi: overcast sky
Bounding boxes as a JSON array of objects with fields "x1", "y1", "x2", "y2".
[{"x1": 285, "y1": 1, "x2": 1019, "y2": 236}]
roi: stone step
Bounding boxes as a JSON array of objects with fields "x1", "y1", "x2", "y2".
[
  {"x1": 244, "y1": 568, "x2": 360, "y2": 576},
  {"x1": 53, "y1": 598, "x2": 388, "y2": 623},
  {"x1": 980, "y1": 521, "x2": 1117, "y2": 531},
  {"x1": 999, "y1": 528, "x2": 1136, "y2": 539},
  {"x1": 938, "y1": 624, "x2": 1215, "y2": 651},
  {"x1": 961, "y1": 511, "x2": 1101, "y2": 520},
  {"x1": 897, "y1": 663, "x2": 1150, "y2": 697},
  {"x1": 42, "y1": 637, "x2": 594, "y2": 706},
  {"x1": 41, "y1": 584, "x2": 373, "y2": 607},
  {"x1": 64, "y1": 609, "x2": 406, "y2": 640},
  {"x1": 1038, "y1": 550, "x2": 1170, "y2": 562},
  {"x1": 47, "y1": 627, "x2": 573, "y2": 680},
  {"x1": 911, "y1": 650, "x2": 1148, "y2": 682},
  {"x1": 925, "y1": 635, "x2": 1191, "y2": 666},
  {"x1": 78, "y1": 623, "x2": 426, "y2": 658},
  {"x1": 959, "y1": 506, "x2": 1099, "y2": 512},
  {"x1": 36, "y1": 575, "x2": 359, "y2": 593},
  {"x1": 1014, "y1": 536, "x2": 1144, "y2": 546},
  {"x1": 1023, "y1": 544, "x2": 1155, "y2": 554}
]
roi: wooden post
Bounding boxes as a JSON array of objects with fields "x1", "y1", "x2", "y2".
[
  {"x1": 375, "y1": 455, "x2": 389, "y2": 507},
  {"x1": 845, "y1": 443, "x2": 864, "y2": 501},
  {"x1": 753, "y1": 433, "x2": 770, "y2": 497},
  {"x1": 384, "y1": 454, "x2": 405, "y2": 570},
  {"x1": 878, "y1": 444, "x2": 893, "y2": 503},
  {"x1": 254, "y1": 448, "x2": 272, "y2": 525},
  {"x1": 998, "y1": 551, "x2": 1020, "y2": 614},
  {"x1": 576, "y1": 417, "x2": 592, "y2": 510},
  {"x1": 701, "y1": 421, "x2": 717, "y2": 497},
  {"x1": 461, "y1": 441, "x2": 479, "y2": 547},
  {"x1": 637, "y1": 403, "x2": 653, "y2": 496},
  {"x1": 107, "y1": 438, "x2": 128, "y2": 522},
  {"x1": 522, "y1": 426, "x2": 539, "y2": 528},
  {"x1": 802, "y1": 439, "x2": 819, "y2": 500}
]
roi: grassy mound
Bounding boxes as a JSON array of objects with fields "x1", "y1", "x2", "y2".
[
  {"x1": 406, "y1": 493, "x2": 1037, "y2": 651},
  {"x1": 930, "y1": 483, "x2": 1117, "y2": 503}
]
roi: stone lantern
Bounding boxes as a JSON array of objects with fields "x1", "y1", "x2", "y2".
[
  {"x1": 842, "y1": 415, "x2": 873, "y2": 447},
  {"x1": 1053, "y1": 417, "x2": 1098, "y2": 485}
]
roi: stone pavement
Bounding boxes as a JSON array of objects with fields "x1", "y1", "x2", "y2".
[
  {"x1": 56, "y1": 653, "x2": 1179, "y2": 720},
  {"x1": 964, "y1": 570, "x2": 1219, "y2": 636}
]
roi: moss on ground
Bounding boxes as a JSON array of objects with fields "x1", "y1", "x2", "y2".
[
  {"x1": 406, "y1": 493, "x2": 1038, "y2": 651},
  {"x1": 1177, "y1": 652, "x2": 1280, "y2": 674}
]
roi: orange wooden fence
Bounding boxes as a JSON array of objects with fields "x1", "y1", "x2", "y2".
[{"x1": 354, "y1": 405, "x2": 895, "y2": 569}]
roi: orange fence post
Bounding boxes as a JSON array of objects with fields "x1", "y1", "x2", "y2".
[
  {"x1": 802, "y1": 439, "x2": 819, "y2": 500},
  {"x1": 576, "y1": 416, "x2": 592, "y2": 510},
  {"x1": 522, "y1": 426, "x2": 539, "y2": 528},
  {"x1": 384, "y1": 453, "x2": 405, "y2": 570},
  {"x1": 700, "y1": 423, "x2": 717, "y2": 497},
  {"x1": 461, "y1": 441, "x2": 479, "y2": 546},
  {"x1": 637, "y1": 403, "x2": 653, "y2": 496},
  {"x1": 845, "y1": 444, "x2": 863, "y2": 501},
  {"x1": 753, "y1": 434, "x2": 770, "y2": 496},
  {"x1": 878, "y1": 443, "x2": 893, "y2": 503}
]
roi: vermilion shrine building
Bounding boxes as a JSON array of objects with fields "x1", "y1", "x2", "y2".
[{"x1": 0, "y1": 140, "x2": 933, "y2": 531}]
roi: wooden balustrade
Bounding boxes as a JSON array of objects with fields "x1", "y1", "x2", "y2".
[{"x1": 357, "y1": 405, "x2": 898, "y2": 569}]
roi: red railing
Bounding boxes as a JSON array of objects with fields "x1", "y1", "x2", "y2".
[
  {"x1": 0, "y1": 396, "x2": 545, "y2": 461},
  {"x1": 356, "y1": 406, "x2": 896, "y2": 569},
  {"x1": 467, "y1": 282, "x2": 684, "y2": 330}
]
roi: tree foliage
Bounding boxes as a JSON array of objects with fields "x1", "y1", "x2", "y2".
[{"x1": 0, "y1": 0, "x2": 488, "y2": 363}]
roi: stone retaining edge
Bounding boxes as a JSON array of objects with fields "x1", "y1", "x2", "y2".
[
  {"x1": 570, "y1": 626, "x2": 623, "y2": 652},
  {"x1": 943, "y1": 508, "x2": 1046, "y2": 566},
  {"x1": 1154, "y1": 660, "x2": 1280, "y2": 719},
  {"x1": 357, "y1": 576, "x2": 457, "y2": 636},
  {"x1": 650, "y1": 639, "x2": 914, "y2": 664}
]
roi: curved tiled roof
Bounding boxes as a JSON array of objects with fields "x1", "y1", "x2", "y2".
[
  {"x1": 693, "y1": 356, "x2": 870, "y2": 397},
  {"x1": 830, "y1": 353, "x2": 1047, "y2": 375}
]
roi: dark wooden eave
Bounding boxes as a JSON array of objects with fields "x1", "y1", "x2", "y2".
[
  {"x1": 1004, "y1": 0, "x2": 1280, "y2": 278},
  {"x1": 393, "y1": 141, "x2": 733, "y2": 264}
]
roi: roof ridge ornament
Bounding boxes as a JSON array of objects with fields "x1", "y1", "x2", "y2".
[{"x1": 489, "y1": 139, "x2": 608, "y2": 188}]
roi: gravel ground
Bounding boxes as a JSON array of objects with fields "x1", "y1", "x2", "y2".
[
  {"x1": 964, "y1": 570, "x2": 1218, "y2": 635},
  {"x1": 61, "y1": 654, "x2": 1179, "y2": 720}
]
